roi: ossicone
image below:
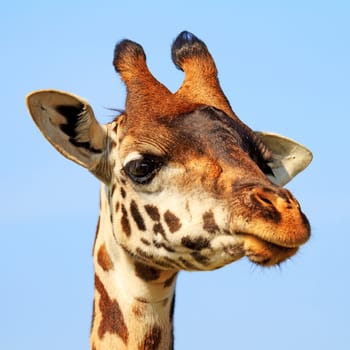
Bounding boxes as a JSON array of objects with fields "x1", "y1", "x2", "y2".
[
  {"x1": 113, "y1": 39, "x2": 146, "y2": 74},
  {"x1": 171, "y1": 31, "x2": 212, "y2": 71}
]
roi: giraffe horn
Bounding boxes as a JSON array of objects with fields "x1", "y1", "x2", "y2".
[
  {"x1": 172, "y1": 31, "x2": 238, "y2": 120},
  {"x1": 113, "y1": 39, "x2": 172, "y2": 116}
]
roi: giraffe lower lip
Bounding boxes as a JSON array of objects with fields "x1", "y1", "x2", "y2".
[
  {"x1": 236, "y1": 232, "x2": 299, "y2": 266},
  {"x1": 235, "y1": 231, "x2": 301, "y2": 249}
]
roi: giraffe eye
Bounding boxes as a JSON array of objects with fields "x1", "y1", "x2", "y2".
[{"x1": 123, "y1": 156, "x2": 163, "y2": 184}]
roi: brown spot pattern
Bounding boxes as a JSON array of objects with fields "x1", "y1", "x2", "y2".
[
  {"x1": 144, "y1": 205, "x2": 168, "y2": 240},
  {"x1": 121, "y1": 205, "x2": 131, "y2": 236},
  {"x1": 94, "y1": 274, "x2": 129, "y2": 344},
  {"x1": 120, "y1": 187, "x2": 127, "y2": 198},
  {"x1": 163, "y1": 210, "x2": 181, "y2": 233},
  {"x1": 181, "y1": 236, "x2": 210, "y2": 250},
  {"x1": 144, "y1": 204, "x2": 161, "y2": 221},
  {"x1": 141, "y1": 237, "x2": 151, "y2": 246},
  {"x1": 138, "y1": 325, "x2": 162, "y2": 350},
  {"x1": 97, "y1": 244, "x2": 114, "y2": 271},
  {"x1": 135, "y1": 261, "x2": 161, "y2": 281},
  {"x1": 130, "y1": 200, "x2": 146, "y2": 231},
  {"x1": 153, "y1": 240, "x2": 175, "y2": 253},
  {"x1": 191, "y1": 251, "x2": 210, "y2": 265},
  {"x1": 202, "y1": 210, "x2": 219, "y2": 233},
  {"x1": 153, "y1": 223, "x2": 166, "y2": 238},
  {"x1": 136, "y1": 247, "x2": 153, "y2": 260}
]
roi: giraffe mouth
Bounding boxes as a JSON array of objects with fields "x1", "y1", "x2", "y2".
[{"x1": 237, "y1": 232, "x2": 299, "y2": 266}]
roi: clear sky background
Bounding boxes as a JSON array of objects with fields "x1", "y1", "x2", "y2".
[{"x1": 1, "y1": 1, "x2": 349, "y2": 349}]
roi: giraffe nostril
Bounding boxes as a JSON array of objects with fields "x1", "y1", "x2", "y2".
[
  {"x1": 257, "y1": 195, "x2": 273, "y2": 206},
  {"x1": 254, "y1": 191, "x2": 275, "y2": 207}
]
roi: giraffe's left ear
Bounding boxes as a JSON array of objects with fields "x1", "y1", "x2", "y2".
[
  {"x1": 255, "y1": 132, "x2": 313, "y2": 186},
  {"x1": 26, "y1": 90, "x2": 111, "y2": 183}
]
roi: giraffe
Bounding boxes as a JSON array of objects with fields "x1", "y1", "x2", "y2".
[{"x1": 26, "y1": 31, "x2": 312, "y2": 350}]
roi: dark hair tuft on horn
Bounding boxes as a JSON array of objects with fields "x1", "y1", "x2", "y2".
[
  {"x1": 171, "y1": 31, "x2": 210, "y2": 71},
  {"x1": 113, "y1": 39, "x2": 146, "y2": 73}
]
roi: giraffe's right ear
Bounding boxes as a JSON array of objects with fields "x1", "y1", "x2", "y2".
[
  {"x1": 256, "y1": 131, "x2": 313, "y2": 186},
  {"x1": 26, "y1": 90, "x2": 111, "y2": 183}
]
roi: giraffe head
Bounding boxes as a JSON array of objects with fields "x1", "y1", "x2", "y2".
[{"x1": 26, "y1": 31, "x2": 311, "y2": 270}]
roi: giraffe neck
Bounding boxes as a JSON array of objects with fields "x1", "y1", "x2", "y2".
[{"x1": 90, "y1": 186, "x2": 177, "y2": 350}]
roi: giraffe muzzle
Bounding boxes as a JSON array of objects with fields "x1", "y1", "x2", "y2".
[{"x1": 231, "y1": 185, "x2": 310, "y2": 265}]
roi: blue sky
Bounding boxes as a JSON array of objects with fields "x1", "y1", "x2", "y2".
[{"x1": 1, "y1": 1, "x2": 349, "y2": 349}]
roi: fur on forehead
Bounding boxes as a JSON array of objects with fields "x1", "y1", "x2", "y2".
[{"x1": 169, "y1": 107, "x2": 273, "y2": 166}]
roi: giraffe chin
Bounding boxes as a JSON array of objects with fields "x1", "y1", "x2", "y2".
[{"x1": 239, "y1": 233, "x2": 299, "y2": 267}]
